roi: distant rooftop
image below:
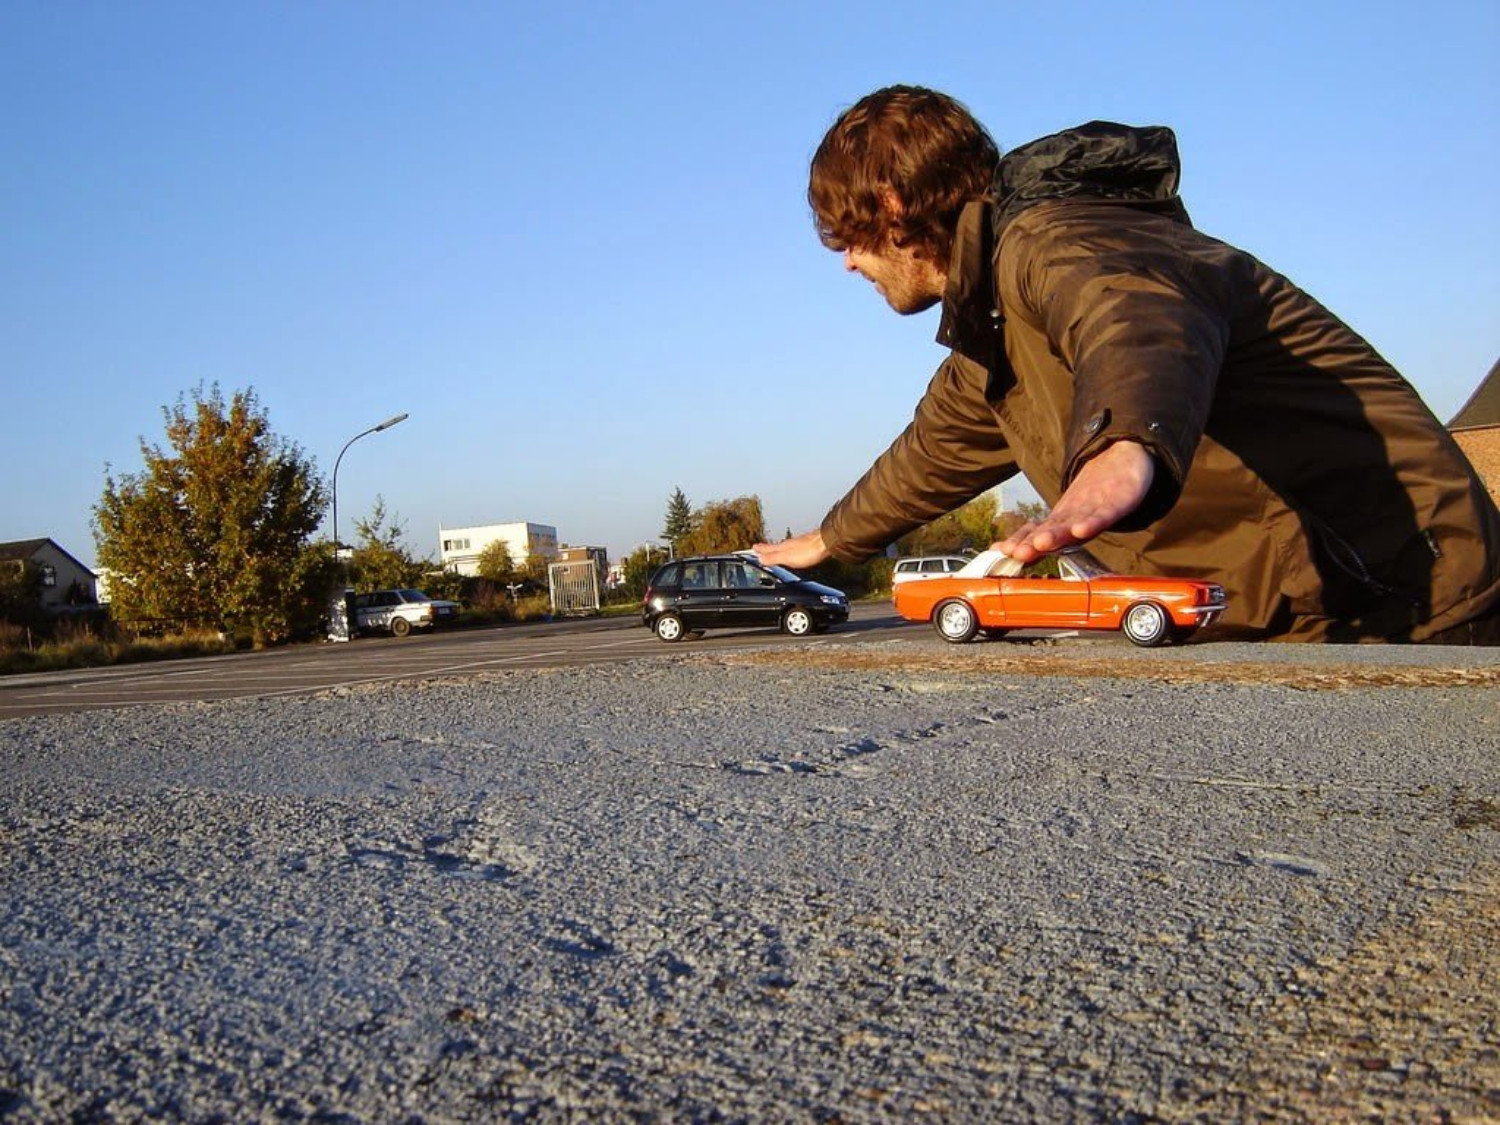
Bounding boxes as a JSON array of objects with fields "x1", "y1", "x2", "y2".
[
  {"x1": 0, "y1": 538, "x2": 52, "y2": 562},
  {"x1": 1449, "y1": 357, "x2": 1500, "y2": 430}
]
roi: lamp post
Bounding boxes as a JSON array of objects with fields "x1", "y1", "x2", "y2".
[{"x1": 330, "y1": 412, "x2": 408, "y2": 556}]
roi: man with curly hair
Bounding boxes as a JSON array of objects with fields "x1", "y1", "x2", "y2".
[{"x1": 756, "y1": 86, "x2": 1499, "y2": 643}]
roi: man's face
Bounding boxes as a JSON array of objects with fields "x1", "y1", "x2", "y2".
[{"x1": 843, "y1": 239, "x2": 946, "y2": 315}]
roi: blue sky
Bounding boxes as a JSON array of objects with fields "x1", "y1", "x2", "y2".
[{"x1": 4, "y1": 2, "x2": 1497, "y2": 568}]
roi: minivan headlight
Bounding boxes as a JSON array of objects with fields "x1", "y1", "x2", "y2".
[{"x1": 820, "y1": 595, "x2": 844, "y2": 605}]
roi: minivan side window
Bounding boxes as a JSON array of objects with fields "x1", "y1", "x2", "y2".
[
  {"x1": 723, "y1": 560, "x2": 762, "y2": 588},
  {"x1": 681, "y1": 563, "x2": 716, "y2": 590},
  {"x1": 655, "y1": 563, "x2": 682, "y2": 587}
]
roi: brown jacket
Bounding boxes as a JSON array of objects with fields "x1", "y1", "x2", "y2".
[{"x1": 821, "y1": 123, "x2": 1500, "y2": 641}]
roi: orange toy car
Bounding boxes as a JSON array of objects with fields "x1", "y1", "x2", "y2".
[{"x1": 892, "y1": 549, "x2": 1226, "y2": 647}]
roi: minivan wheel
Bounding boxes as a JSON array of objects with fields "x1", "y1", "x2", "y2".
[
  {"x1": 654, "y1": 613, "x2": 686, "y2": 642},
  {"x1": 390, "y1": 616, "x2": 412, "y2": 638},
  {"x1": 1122, "y1": 601, "x2": 1170, "y2": 647},
  {"x1": 782, "y1": 607, "x2": 814, "y2": 636},
  {"x1": 933, "y1": 599, "x2": 979, "y2": 644}
]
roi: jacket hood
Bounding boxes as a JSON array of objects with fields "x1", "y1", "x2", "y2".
[{"x1": 992, "y1": 121, "x2": 1191, "y2": 240}]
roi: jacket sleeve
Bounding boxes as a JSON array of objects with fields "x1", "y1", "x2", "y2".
[
  {"x1": 1000, "y1": 204, "x2": 1234, "y2": 527},
  {"x1": 820, "y1": 354, "x2": 1017, "y2": 562}
]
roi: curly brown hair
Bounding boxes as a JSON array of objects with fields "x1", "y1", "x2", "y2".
[{"x1": 809, "y1": 85, "x2": 1000, "y2": 266}]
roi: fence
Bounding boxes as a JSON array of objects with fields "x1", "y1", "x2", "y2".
[{"x1": 548, "y1": 560, "x2": 601, "y2": 616}]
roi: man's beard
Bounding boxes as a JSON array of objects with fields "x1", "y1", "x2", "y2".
[{"x1": 886, "y1": 287, "x2": 942, "y2": 316}]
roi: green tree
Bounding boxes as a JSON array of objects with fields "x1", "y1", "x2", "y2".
[
  {"x1": 896, "y1": 488, "x2": 1004, "y2": 556},
  {"x1": 0, "y1": 560, "x2": 47, "y2": 634},
  {"x1": 677, "y1": 495, "x2": 765, "y2": 555},
  {"x1": 475, "y1": 539, "x2": 516, "y2": 582},
  {"x1": 616, "y1": 545, "x2": 665, "y2": 600},
  {"x1": 518, "y1": 554, "x2": 551, "y2": 584},
  {"x1": 349, "y1": 496, "x2": 427, "y2": 591},
  {"x1": 94, "y1": 385, "x2": 331, "y2": 645},
  {"x1": 662, "y1": 487, "x2": 694, "y2": 550}
]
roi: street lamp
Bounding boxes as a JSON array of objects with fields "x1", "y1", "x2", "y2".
[{"x1": 330, "y1": 412, "x2": 409, "y2": 555}]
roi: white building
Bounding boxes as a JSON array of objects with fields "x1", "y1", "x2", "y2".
[
  {"x1": 0, "y1": 538, "x2": 97, "y2": 609},
  {"x1": 438, "y1": 521, "x2": 559, "y2": 576}
]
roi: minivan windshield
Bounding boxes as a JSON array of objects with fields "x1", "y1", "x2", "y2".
[{"x1": 765, "y1": 565, "x2": 800, "y2": 583}]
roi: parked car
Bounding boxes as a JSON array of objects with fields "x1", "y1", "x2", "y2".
[
  {"x1": 891, "y1": 555, "x2": 972, "y2": 586},
  {"x1": 642, "y1": 554, "x2": 849, "y2": 642},
  {"x1": 353, "y1": 588, "x2": 460, "y2": 637},
  {"x1": 892, "y1": 549, "x2": 1226, "y2": 647}
]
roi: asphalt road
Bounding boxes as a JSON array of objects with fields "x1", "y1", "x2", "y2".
[
  {"x1": 0, "y1": 604, "x2": 916, "y2": 719},
  {"x1": 2, "y1": 612, "x2": 1497, "y2": 1122}
]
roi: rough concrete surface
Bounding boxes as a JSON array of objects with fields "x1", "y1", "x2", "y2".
[{"x1": 1, "y1": 640, "x2": 1497, "y2": 1123}]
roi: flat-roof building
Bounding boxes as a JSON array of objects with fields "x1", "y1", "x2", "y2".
[{"x1": 439, "y1": 521, "x2": 558, "y2": 577}]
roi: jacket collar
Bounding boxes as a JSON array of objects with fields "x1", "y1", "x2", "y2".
[
  {"x1": 936, "y1": 198, "x2": 1001, "y2": 370},
  {"x1": 937, "y1": 122, "x2": 1192, "y2": 370}
]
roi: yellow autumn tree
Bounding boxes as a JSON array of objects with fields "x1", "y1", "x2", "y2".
[{"x1": 94, "y1": 384, "x2": 333, "y2": 645}]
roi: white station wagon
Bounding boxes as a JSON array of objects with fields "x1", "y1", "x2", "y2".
[
  {"x1": 353, "y1": 588, "x2": 459, "y2": 637},
  {"x1": 891, "y1": 555, "x2": 972, "y2": 587}
]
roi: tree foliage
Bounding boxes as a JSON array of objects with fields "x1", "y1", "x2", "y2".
[
  {"x1": 474, "y1": 539, "x2": 516, "y2": 582},
  {"x1": 662, "y1": 487, "x2": 694, "y2": 549},
  {"x1": 617, "y1": 545, "x2": 671, "y2": 600},
  {"x1": 0, "y1": 561, "x2": 47, "y2": 632},
  {"x1": 676, "y1": 495, "x2": 765, "y2": 556},
  {"x1": 349, "y1": 496, "x2": 428, "y2": 591},
  {"x1": 895, "y1": 488, "x2": 1009, "y2": 556},
  {"x1": 94, "y1": 385, "x2": 332, "y2": 644}
]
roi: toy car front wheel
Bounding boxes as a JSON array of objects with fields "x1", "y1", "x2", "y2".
[
  {"x1": 654, "y1": 613, "x2": 686, "y2": 642},
  {"x1": 782, "y1": 607, "x2": 814, "y2": 636},
  {"x1": 1122, "y1": 601, "x2": 1170, "y2": 647},
  {"x1": 933, "y1": 599, "x2": 979, "y2": 644},
  {"x1": 390, "y1": 616, "x2": 412, "y2": 638}
]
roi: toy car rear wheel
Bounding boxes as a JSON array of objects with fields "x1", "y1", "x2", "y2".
[
  {"x1": 782, "y1": 607, "x2": 814, "y2": 636},
  {"x1": 390, "y1": 616, "x2": 412, "y2": 638},
  {"x1": 933, "y1": 599, "x2": 979, "y2": 644},
  {"x1": 1122, "y1": 601, "x2": 1170, "y2": 647},
  {"x1": 654, "y1": 613, "x2": 686, "y2": 642}
]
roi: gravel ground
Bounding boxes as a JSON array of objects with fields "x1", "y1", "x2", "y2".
[{"x1": 1, "y1": 641, "x2": 1497, "y2": 1123}]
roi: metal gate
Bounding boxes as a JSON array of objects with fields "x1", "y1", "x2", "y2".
[{"x1": 548, "y1": 559, "x2": 601, "y2": 615}]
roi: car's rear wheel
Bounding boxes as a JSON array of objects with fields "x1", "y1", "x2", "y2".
[
  {"x1": 933, "y1": 599, "x2": 979, "y2": 644},
  {"x1": 654, "y1": 613, "x2": 686, "y2": 642},
  {"x1": 390, "y1": 616, "x2": 412, "y2": 638},
  {"x1": 782, "y1": 607, "x2": 814, "y2": 636},
  {"x1": 1122, "y1": 601, "x2": 1171, "y2": 647}
]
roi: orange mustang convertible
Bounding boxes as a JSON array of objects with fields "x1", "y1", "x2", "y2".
[{"x1": 893, "y1": 549, "x2": 1227, "y2": 647}]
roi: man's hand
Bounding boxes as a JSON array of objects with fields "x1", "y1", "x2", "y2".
[
  {"x1": 995, "y1": 440, "x2": 1155, "y2": 562},
  {"x1": 753, "y1": 529, "x2": 829, "y2": 569}
]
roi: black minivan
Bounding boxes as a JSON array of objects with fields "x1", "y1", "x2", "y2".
[{"x1": 642, "y1": 554, "x2": 850, "y2": 642}]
